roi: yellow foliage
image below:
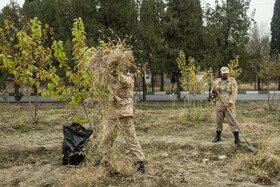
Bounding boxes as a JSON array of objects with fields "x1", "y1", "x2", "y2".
[
  {"x1": 177, "y1": 50, "x2": 205, "y2": 97},
  {"x1": 228, "y1": 56, "x2": 242, "y2": 79},
  {"x1": 203, "y1": 67, "x2": 214, "y2": 88}
]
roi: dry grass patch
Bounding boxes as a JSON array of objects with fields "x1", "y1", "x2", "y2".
[
  {"x1": 0, "y1": 101, "x2": 280, "y2": 186},
  {"x1": 218, "y1": 122, "x2": 271, "y2": 133},
  {"x1": 232, "y1": 136, "x2": 280, "y2": 184}
]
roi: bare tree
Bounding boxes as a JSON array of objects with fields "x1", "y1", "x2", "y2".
[{"x1": 248, "y1": 23, "x2": 270, "y2": 90}]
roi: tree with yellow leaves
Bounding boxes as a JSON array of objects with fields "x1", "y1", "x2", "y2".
[
  {"x1": 177, "y1": 50, "x2": 205, "y2": 116},
  {"x1": 0, "y1": 18, "x2": 55, "y2": 123},
  {"x1": 228, "y1": 56, "x2": 242, "y2": 79}
]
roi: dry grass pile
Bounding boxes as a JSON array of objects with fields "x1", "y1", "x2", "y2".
[
  {"x1": 86, "y1": 42, "x2": 134, "y2": 90},
  {"x1": 233, "y1": 137, "x2": 280, "y2": 184}
]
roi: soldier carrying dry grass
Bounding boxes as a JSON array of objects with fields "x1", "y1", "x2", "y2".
[{"x1": 88, "y1": 42, "x2": 145, "y2": 173}]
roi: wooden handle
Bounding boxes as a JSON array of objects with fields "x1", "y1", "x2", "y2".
[{"x1": 216, "y1": 91, "x2": 247, "y2": 142}]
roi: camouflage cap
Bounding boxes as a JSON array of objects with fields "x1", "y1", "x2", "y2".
[{"x1": 220, "y1": 67, "x2": 229, "y2": 74}]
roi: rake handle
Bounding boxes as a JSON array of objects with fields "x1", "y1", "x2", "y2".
[{"x1": 216, "y1": 91, "x2": 251, "y2": 145}]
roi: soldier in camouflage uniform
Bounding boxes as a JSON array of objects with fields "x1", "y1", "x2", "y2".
[
  {"x1": 100, "y1": 71, "x2": 146, "y2": 173},
  {"x1": 211, "y1": 67, "x2": 241, "y2": 146}
]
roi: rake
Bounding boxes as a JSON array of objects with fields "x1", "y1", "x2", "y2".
[{"x1": 216, "y1": 91, "x2": 256, "y2": 152}]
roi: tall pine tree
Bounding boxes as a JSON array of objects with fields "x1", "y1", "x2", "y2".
[
  {"x1": 134, "y1": 0, "x2": 165, "y2": 99},
  {"x1": 97, "y1": 0, "x2": 138, "y2": 40},
  {"x1": 164, "y1": 0, "x2": 203, "y2": 100},
  {"x1": 204, "y1": 0, "x2": 252, "y2": 80},
  {"x1": 271, "y1": 0, "x2": 280, "y2": 89},
  {"x1": 271, "y1": 0, "x2": 280, "y2": 55}
]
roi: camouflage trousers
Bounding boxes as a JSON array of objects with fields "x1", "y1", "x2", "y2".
[
  {"x1": 216, "y1": 108, "x2": 239, "y2": 132},
  {"x1": 100, "y1": 117, "x2": 145, "y2": 163}
]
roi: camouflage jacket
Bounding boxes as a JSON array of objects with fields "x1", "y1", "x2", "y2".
[
  {"x1": 108, "y1": 74, "x2": 134, "y2": 119},
  {"x1": 211, "y1": 77, "x2": 238, "y2": 110}
]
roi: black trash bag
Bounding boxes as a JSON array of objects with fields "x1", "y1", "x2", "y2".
[{"x1": 62, "y1": 122, "x2": 93, "y2": 165}]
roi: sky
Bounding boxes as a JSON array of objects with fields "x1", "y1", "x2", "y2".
[{"x1": 0, "y1": 0, "x2": 276, "y2": 34}]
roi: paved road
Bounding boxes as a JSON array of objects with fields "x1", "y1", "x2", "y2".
[
  {"x1": 0, "y1": 93, "x2": 279, "y2": 103},
  {"x1": 135, "y1": 93, "x2": 280, "y2": 101}
]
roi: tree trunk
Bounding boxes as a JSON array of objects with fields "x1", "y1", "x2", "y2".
[
  {"x1": 257, "y1": 76, "x2": 261, "y2": 91},
  {"x1": 151, "y1": 72, "x2": 155, "y2": 92},
  {"x1": 34, "y1": 91, "x2": 39, "y2": 123},
  {"x1": 142, "y1": 75, "x2": 146, "y2": 101},
  {"x1": 160, "y1": 72, "x2": 164, "y2": 91},
  {"x1": 176, "y1": 74, "x2": 181, "y2": 101},
  {"x1": 254, "y1": 77, "x2": 256, "y2": 90},
  {"x1": 275, "y1": 96, "x2": 280, "y2": 111},
  {"x1": 278, "y1": 78, "x2": 280, "y2": 91},
  {"x1": 26, "y1": 85, "x2": 34, "y2": 122},
  {"x1": 15, "y1": 83, "x2": 20, "y2": 96},
  {"x1": 268, "y1": 85, "x2": 271, "y2": 110},
  {"x1": 82, "y1": 100, "x2": 95, "y2": 137},
  {"x1": 33, "y1": 85, "x2": 38, "y2": 94},
  {"x1": 208, "y1": 87, "x2": 211, "y2": 101},
  {"x1": 14, "y1": 83, "x2": 21, "y2": 104}
]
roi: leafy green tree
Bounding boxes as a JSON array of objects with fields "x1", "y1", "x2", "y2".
[
  {"x1": 134, "y1": 0, "x2": 165, "y2": 99},
  {"x1": 0, "y1": 20, "x2": 14, "y2": 91},
  {"x1": 271, "y1": 0, "x2": 280, "y2": 90},
  {"x1": 0, "y1": 0, "x2": 23, "y2": 27},
  {"x1": 22, "y1": 0, "x2": 100, "y2": 82},
  {"x1": 0, "y1": 18, "x2": 56, "y2": 123},
  {"x1": 271, "y1": 0, "x2": 280, "y2": 55},
  {"x1": 48, "y1": 18, "x2": 97, "y2": 134},
  {"x1": 71, "y1": 0, "x2": 101, "y2": 46},
  {"x1": 164, "y1": 0, "x2": 203, "y2": 100},
  {"x1": 204, "y1": 0, "x2": 252, "y2": 80},
  {"x1": 0, "y1": 19, "x2": 26, "y2": 99},
  {"x1": 0, "y1": 0, "x2": 25, "y2": 94},
  {"x1": 97, "y1": 0, "x2": 138, "y2": 37},
  {"x1": 22, "y1": 0, "x2": 74, "y2": 42}
]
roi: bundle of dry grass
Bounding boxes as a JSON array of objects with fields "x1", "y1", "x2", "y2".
[{"x1": 87, "y1": 42, "x2": 135, "y2": 92}]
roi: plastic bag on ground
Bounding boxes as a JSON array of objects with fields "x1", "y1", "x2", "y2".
[{"x1": 62, "y1": 122, "x2": 93, "y2": 165}]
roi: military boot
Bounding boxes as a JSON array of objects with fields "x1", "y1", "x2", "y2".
[
  {"x1": 137, "y1": 161, "x2": 145, "y2": 174},
  {"x1": 212, "y1": 131, "x2": 222, "y2": 143},
  {"x1": 233, "y1": 132, "x2": 241, "y2": 146}
]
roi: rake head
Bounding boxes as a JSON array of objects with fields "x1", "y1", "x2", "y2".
[{"x1": 248, "y1": 144, "x2": 256, "y2": 152}]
